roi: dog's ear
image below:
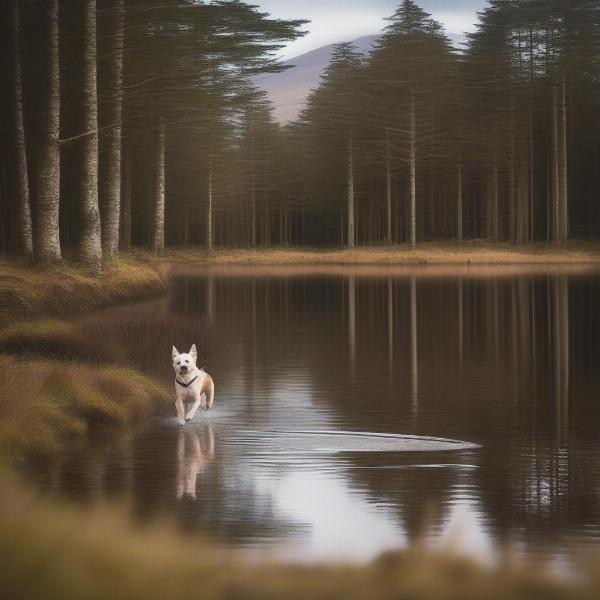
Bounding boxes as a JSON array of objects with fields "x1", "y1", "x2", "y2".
[
  {"x1": 189, "y1": 344, "x2": 197, "y2": 360},
  {"x1": 172, "y1": 346, "x2": 179, "y2": 359}
]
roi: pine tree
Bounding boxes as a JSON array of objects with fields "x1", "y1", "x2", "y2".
[
  {"x1": 78, "y1": 0, "x2": 102, "y2": 272},
  {"x1": 98, "y1": 0, "x2": 125, "y2": 258}
]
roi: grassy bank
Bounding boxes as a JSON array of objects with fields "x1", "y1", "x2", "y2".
[
  {"x1": 166, "y1": 241, "x2": 600, "y2": 266},
  {"x1": 0, "y1": 353, "x2": 169, "y2": 463},
  {"x1": 0, "y1": 255, "x2": 167, "y2": 328},
  {"x1": 0, "y1": 317, "x2": 170, "y2": 463},
  {"x1": 2, "y1": 243, "x2": 600, "y2": 325},
  {"x1": 0, "y1": 473, "x2": 593, "y2": 600}
]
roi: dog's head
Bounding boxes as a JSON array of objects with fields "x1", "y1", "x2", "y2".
[{"x1": 172, "y1": 344, "x2": 197, "y2": 376}]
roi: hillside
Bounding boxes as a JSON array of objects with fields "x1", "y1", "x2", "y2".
[{"x1": 255, "y1": 33, "x2": 466, "y2": 123}]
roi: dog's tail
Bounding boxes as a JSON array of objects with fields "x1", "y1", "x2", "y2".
[{"x1": 206, "y1": 375, "x2": 215, "y2": 410}]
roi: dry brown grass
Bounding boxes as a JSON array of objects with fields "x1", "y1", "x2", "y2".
[
  {"x1": 0, "y1": 255, "x2": 167, "y2": 327},
  {"x1": 161, "y1": 241, "x2": 600, "y2": 266},
  {"x1": 0, "y1": 354, "x2": 169, "y2": 461},
  {"x1": 0, "y1": 320, "x2": 124, "y2": 362},
  {"x1": 0, "y1": 471, "x2": 593, "y2": 600},
  {"x1": 2, "y1": 243, "x2": 599, "y2": 326}
]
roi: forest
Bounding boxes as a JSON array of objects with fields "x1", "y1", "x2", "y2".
[{"x1": 1, "y1": 0, "x2": 600, "y2": 270}]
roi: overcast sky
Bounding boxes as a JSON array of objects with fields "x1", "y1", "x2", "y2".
[{"x1": 255, "y1": 0, "x2": 488, "y2": 59}]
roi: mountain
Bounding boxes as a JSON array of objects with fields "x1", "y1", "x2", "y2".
[{"x1": 254, "y1": 33, "x2": 466, "y2": 124}]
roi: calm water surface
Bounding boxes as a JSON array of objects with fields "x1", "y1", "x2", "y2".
[{"x1": 27, "y1": 266, "x2": 600, "y2": 565}]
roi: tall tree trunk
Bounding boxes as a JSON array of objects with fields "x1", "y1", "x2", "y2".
[
  {"x1": 347, "y1": 132, "x2": 355, "y2": 248},
  {"x1": 508, "y1": 98, "x2": 516, "y2": 243},
  {"x1": 250, "y1": 171, "x2": 256, "y2": 247},
  {"x1": 529, "y1": 104, "x2": 535, "y2": 241},
  {"x1": 552, "y1": 83, "x2": 560, "y2": 245},
  {"x1": 520, "y1": 152, "x2": 530, "y2": 243},
  {"x1": 492, "y1": 152, "x2": 499, "y2": 242},
  {"x1": 263, "y1": 178, "x2": 270, "y2": 246},
  {"x1": 385, "y1": 130, "x2": 392, "y2": 244},
  {"x1": 528, "y1": 33, "x2": 535, "y2": 242},
  {"x1": 558, "y1": 73, "x2": 568, "y2": 244},
  {"x1": 456, "y1": 152, "x2": 463, "y2": 241},
  {"x1": 78, "y1": 0, "x2": 102, "y2": 272},
  {"x1": 7, "y1": 0, "x2": 33, "y2": 257},
  {"x1": 32, "y1": 0, "x2": 62, "y2": 265},
  {"x1": 99, "y1": 0, "x2": 125, "y2": 259},
  {"x1": 152, "y1": 122, "x2": 165, "y2": 255},
  {"x1": 279, "y1": 192, "x2": 285, "y2": 245},
  {"x1": 206, "y1": 154, "x2": 213, "y2": 250},
  {"x1": 409, "y1": 91, "x2": 417, "y2": 247},
  {"x1": 122, "y1": 144, "x2": 131, "y2": 250}
]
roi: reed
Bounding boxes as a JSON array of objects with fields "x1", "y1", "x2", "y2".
[{"x1": 0, "y1": 355, "x2": 169, "y2": 461}]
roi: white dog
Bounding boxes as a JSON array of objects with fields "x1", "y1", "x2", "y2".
[{"x1": 172, "y1": 344, "x2": 215, "y2": 426}]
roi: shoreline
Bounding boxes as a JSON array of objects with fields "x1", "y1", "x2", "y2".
[
  {"x1": 164, "y1": 242, "x2": 600, "y2": 266},
  {"x1": 2, "y1": 242, "x2": 599, "y2": 326}
]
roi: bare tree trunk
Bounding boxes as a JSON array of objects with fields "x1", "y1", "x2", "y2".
[
  {"x1": 250, "y1": 171, "x2": 256, "y2": 247},
  {"x1": 180, "y1": 201, "x2": 188, "y2": 247},
  {"x1": 122, "y1": 145, "x2": 131, "y2": 250},
  {"x1": 78, "y1": 0, "x2": 102, "y2": 272},
  {"x1": 409, "y1": 91, "x2": 417, "y2": 247},
  {"x1": 206, "y1": 154, "x2": 213, "y2": 250},
  {"x1": 529, "y1": 103, "x2": 535, "y2": 242},
  {"x1": 456, "y1": 153, "x2": 463, "y2": 241},
  {"x1": 263, "y1": 178, "x2": 270, "y2": 246},
  {"x1": 152, "y1": 122, "x2": 165, "y2": 255},
  {"x1": 558, "y1": 73, "x2": 568, "y2": 244},
  {"x1": 279, "y1": 192, "x2": 285, "y2": 245},
  {"x1": 7, "y1": 0, "x2": 32, "y2": 257},
  {"x1": 32, "y1": 0, "x2": 62, "y2": 265},
  {"x1": 528, "y1": 30, "x2": 536, "y2": 242},
  {"x1": 385, "y1": 130, "x2": 392, "y2": 244},
  {"x1": 99, "y1": 0, "x2": 125, "y2": 259},
  {"x1": 347, "y1": 133, "x2": 355, "y2": 248},
  {"x1": 517, "y1": 151, "x2": 526, "y2": 244},
  {"x1": 492, "y1": 153, "x2": 499, "y2": 242},
  {"x1": 508, "y1": 94, "x2": 516, "y2": 243},
  {"x1": 552, "y1": 84, "x2": 560, "y2": 245}
]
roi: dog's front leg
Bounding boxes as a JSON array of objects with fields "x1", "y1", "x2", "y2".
[
  {"x1": 175, "y1": 396, "x2": 186, "y2": 426},
  {"x1": 185, "y1": 393, "x2": 203, "y2": 422}
]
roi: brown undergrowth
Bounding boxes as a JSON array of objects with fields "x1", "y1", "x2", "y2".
[
  {"x1": 0, "y1": 353, "x2": 169, "y2": 462},
  {"x1": 0, "y1": 471, "x2": 594, "y2": 600},
  {"x1": 0, "y1": 255, "x2": 167, "y2": 327}
]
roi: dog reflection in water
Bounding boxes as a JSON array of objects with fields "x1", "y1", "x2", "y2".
[{"x1": 176, "y1": 423, "x2": 215, "y2": 500}]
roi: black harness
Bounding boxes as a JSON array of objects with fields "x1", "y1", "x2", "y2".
[{"x1": 175, "y1": 375, "x2": 199, "y2": 388}]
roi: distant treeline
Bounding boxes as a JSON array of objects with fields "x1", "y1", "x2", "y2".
[
  {"x1": 1, "y1": 0, "x2": 599, "y2": 266},
  {"x1": 296, "y1": 0, "x2": 600, "y2": 247}
]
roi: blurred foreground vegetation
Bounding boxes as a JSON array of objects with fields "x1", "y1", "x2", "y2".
[{"x1": 0, "y1": 471, "x2": 596, "y2": 600}]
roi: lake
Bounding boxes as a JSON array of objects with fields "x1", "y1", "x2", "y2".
[{"x1": 25, "y1": 265, "x2": 600, "y2": 567}]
